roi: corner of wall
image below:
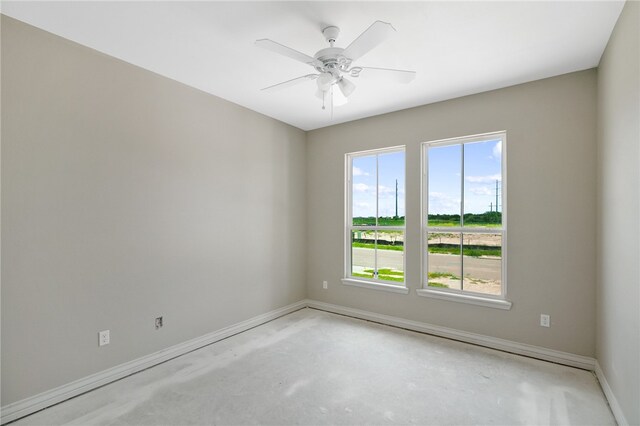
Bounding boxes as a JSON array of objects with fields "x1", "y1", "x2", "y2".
[{"x1": 595, "y1": 1, "x2": 640, "y2": 425}]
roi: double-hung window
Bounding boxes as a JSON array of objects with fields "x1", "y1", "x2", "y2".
[
  {"x1": 344, "y1": 147, "x2": 406, "y2": 291},
  {"x1": 421, "y1": 132, "x2": 509, "y2": 306}
]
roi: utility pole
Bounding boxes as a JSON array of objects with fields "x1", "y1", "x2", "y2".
[
  {"x1": 395, "y1": 179, "x2": 398, "y2": 218},
  {"x1": 495, "y1": 180, "x2": 499, "y2": 213},
  {"x1": 490, "y1": 202, "x2": 493, "y2": 213}
]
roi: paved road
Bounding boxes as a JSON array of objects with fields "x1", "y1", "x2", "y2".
[{"x1": 352, "y1": 248, "x2": 500, "y2": 280}]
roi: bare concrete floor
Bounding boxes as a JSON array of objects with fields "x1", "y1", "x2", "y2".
[{"x1": 13, "y1": 308, "x2": 614, "y2": 425}]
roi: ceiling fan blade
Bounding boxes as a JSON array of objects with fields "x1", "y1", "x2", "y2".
[
  {"x1": 255, "y1": 39, "x2": 322, "y2": 67},
  {"x1": 342, "y1": 21, "x2": 396, "y2": 62},
  {"x1": 261, "y1": 74, "x2": 319, "y2": 92},
  {"x1": 356, "y1": 67, "x2": 416, "y2": 84}
]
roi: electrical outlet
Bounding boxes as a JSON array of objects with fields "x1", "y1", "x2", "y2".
[
  {"x1": 155, "y1": 316, "x2": 163, "y2": 329},
  {"x1": 540, "y1": 314, "x2": 550, "y2": 327},
  {"x1": 99, "y1": 330, "x2": 110, "y2": 346},
  {"x1": 322, "y1": 281, "x2": 328, "y2": 290}
]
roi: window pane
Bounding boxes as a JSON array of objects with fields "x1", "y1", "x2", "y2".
[
  {"x1": 463, "y1": 139, "x2": 502, "y2": 228},
  {"x1": 352, "y1": 156, "x2": 377, "y2": 226},
  {"x1": 428, "y1": 144, "x2": 461, "y2": 226},
  {"x1": 376, "y1": 230, "x2": 404, "y2": 284},
  {"x1": 462, "y1": 233, "x2": 502, "y2": 295},
  {"x1": 378, "y1": 151, "x2": 405, "y2": 226},
  {"x1": 427, "y1": 232, "x2": 461, "y2": 290},
  {"x1": 351, "y1": 230, "x2": 375, "y2": 279}
]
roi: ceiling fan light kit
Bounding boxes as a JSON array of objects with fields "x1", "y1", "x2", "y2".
[
  {"x1": 338, "y1": 77, "x2": 356, "y2": 97},
  {"x1": 256, "y1": 20, "x2": 416, "y2": 111}
]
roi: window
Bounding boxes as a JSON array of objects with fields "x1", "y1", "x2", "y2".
[
  {"x1": 421, "y1": 132, "x2": 508, "y2": 304},
  {"x1": 344, "y1": 147, "x2": 406, "y2": 291}
]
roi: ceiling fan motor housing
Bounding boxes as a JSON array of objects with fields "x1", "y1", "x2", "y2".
[
  {"x1": 322, "y1": 26, "x2": 340, "y2": 44},
  {"x1": 314, "y1": 47, "x2": 351, "y2": 74},
  {"x1": 315, "y1": 26, "x2": 352, "y2": 75}
]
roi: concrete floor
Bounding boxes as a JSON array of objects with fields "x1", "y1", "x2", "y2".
[{"x1": 13, "y1": 308, "x2": 614, "y2": 425}]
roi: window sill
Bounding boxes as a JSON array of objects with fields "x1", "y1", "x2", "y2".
[
  {"x1": 341, "y1": 278, "x2": 409, "y2": 294},
  {"x1": 416, "y1": 288, "x2": 512, "y2": 310}
]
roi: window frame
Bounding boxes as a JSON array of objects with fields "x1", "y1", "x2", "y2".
[
  {"x1": 343, "y1": 146, "x2": 408, "y2": 294},
  {"x1": 419, "y1": 131, "x2": 510, "y2": 308}
]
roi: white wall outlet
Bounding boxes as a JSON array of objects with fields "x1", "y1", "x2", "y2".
[
  {"x1": 322, "y1": 281, "x2": 328, "y2": 289},
  {"x1": 99, "y1": 330, "x2": 110, "y2": 346},
  {"x1": 540, "y1": 314, "x2": 550, "y2": 327}
]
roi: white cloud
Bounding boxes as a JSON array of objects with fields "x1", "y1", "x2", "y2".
[
  {"x1": 350, "y1": 184, "x2": 404, "y2": 198},
  {"x1": 429, "y1": 192, "x2": 460, "y2": 213},
  {"x1": 492, "y1": 141, "x2": 502, "y2": 159},
  {"x1": 353, "y1": 183, "x2": 405, "y2": 217},
  {"x1": 466, "y1": 174, "x2": 501, "y2": 183},
  {"x1": 378, "y1": 185, "x2": 398, "y2": 196},
  {"x1": 470, "y1": 186, "x2": 492, "y2": 196},
  {"x1": 352, "y1": 167, "x2": 369, "y2": 177},
  {"x1": 378, "y1": 185, "x2": 391, "y2": 194},
  {"x1": 353, "y1": 183, "x2": 371, "y2": 192}
]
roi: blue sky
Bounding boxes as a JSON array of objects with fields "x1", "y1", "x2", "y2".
[
  {"x1": 351, "y1": 139, "x2": 501, "y2": 218},
  {"x1": 428, "y1": 139, "x2": 502, "y2": 215},
  {"x1": 352, "y1": 151, "x2": 405, "y2": 218}
]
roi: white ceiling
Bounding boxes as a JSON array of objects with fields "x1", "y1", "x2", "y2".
[{"x1": 2, "y1": 1, "x2": 625, "y2": 131}]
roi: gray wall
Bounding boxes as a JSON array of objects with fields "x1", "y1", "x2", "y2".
[
  {"x1": 596, "y1": 1, "x2": 640, "y2": 424},
  {"x1": 1, "y1": 16, "x2": 307, "y2": 406},
  {"x1": 4, "y1": 5, "x2": 636, "y2": 415},
  {"x1": 307, "y1": 70, "x2": 598, "y2": 357}
]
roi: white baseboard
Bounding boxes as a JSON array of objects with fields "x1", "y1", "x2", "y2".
[
  {"x1": 1, "y1": 298, "x2": 603, "y2": 425},
  {"x1": 595, "y1": 360, "x2": 629, "y2": 426},
  {"x1": 306, "y1": 299, "x2": 596, "y2": 371},
  {"x1": 0, "y1": 300, "x2": 307, "y2": 425}
]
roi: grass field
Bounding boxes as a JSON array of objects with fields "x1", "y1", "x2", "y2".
[
  {"x1": 352, "y1": 268, "x2": 404, "y2": 282},
  {"x1": 352, "y1": 241, "x2": 500, "y2": 257},
  {"x1": 426, "y1": 271, "x2": 458, "y2": 288},
  {"x1": 350, "y1": 270, "x2": 463, "y2": 287},
  {"x1": 353, "y1": 217, "x2": 405, "y2": 226},
  {"x1": 428, "y1": 212, "x2": 502, "y2": 227},
  {"x1": 427, "y1": 220, "x2": 502, "y2": 228},
  {"x1": 353, "y1": 214, "x2": 502, "y2": 228},
  {"x1": 427, "y1": 245, "x2": 501, "y2": 257},
  {"x1": 352, "y1": 242, "x2": 404, "y2": 251}
]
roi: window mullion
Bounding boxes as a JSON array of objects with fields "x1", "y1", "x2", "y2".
[
  {"x1": 348, "y1": 156, "x2": 353, "y2": 279},
  {"x1": 460, "y1": 143, "x2": 465, "y2": 291},
  {"x1": 424, "y1": 146, "x2": 429, "y2": 289},
  {"x1": 375, "y1": 154, "x2": 379, "y2": 278},
  {"x1": 461, "y1": 143, "x2": 465, "y2": 227}
]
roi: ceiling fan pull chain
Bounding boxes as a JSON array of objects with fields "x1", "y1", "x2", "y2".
[{"x1": 330, "y1": 86, "x2": 334, "y2": 119}]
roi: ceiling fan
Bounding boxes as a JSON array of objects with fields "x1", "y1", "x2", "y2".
[{"x1": 256, "y1": 21, "x2": 416, "y2": 110}]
